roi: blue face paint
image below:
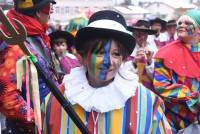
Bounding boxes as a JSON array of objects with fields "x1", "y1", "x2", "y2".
[
  {"x1": 187, "y1": 25, "x2": 195, "y2": 35},
  {"x1": 98, "y1": 40, "x2": 111, "y2": 80}
]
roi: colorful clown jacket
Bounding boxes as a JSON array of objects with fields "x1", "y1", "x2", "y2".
[
  {"x1": 42, "y1": 67, "x2": 172, "y2": 134},
  {"x1": 0, "y1": 9, "x2": 57, "y2": 131},
  {"x1": 153, "y1": 40, "x2": 200, "y2": 133}
]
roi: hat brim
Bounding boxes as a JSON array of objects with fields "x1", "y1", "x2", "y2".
[
  {"x1": 166, "y1": 23, "x2": 177, "y2": 27},
  {"x1": 127, "y1": 26, "x2": 157, "y2": 35},
  {"x1": 49, "y1": 31, "x2": 75, "y2": 47},
  {"x1": 150, "y1": 19, "x2": 166, "y2": 26},
  {"x1": 75, "y1": 27, "x2": 136, "y2": 56},
  {"x1": 51, "y1": 0, "x2": 56, "y2": 4},
  {"x1": 150, "y1": 19, "x2": 167, "y2": 31}
]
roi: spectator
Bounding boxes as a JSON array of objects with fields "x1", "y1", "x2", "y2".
[
  {"x1": 165, "y1": 19, "x2": 178, "y2": 44},
  {"x1": 148, "y1": 17, "x2": 167, "y2": 49},
  {"x1": 127, "y1": 19, "x2": 157, "y2": 89},
  {"x1": 49, "y1": 30, "x2": 80, "y2": 83}
]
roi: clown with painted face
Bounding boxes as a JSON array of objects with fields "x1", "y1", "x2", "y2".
[
  {"x1": 0, "y1": 0, "x2": 57, "y2": 133},
  {"x1": 153, "y1": 9, "x2": 200, "y2": 133},
  {"x1": 42, "y1": 10, "x2": 172, "y2": 134},
  {"x1": 84, "y1": 39, "x2": 125, "y2": 87},
  {"x1": 176, "y1": 14, "x2": 200, "y2": 43}
]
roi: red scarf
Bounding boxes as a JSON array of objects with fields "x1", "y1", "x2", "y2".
[
  {"x1": 6, "y1": 9, "x2": 50, "y2": 48},
  {"x1": 154, "y1": 40, "x2": 200, "y2": 82}
]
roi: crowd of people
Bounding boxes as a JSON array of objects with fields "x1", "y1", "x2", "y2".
[{"x1": 0, "y1": 0, "x2": 200, "y2": 134}]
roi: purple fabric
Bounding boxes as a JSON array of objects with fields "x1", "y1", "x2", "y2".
[{"x1": 60, "y1": 56, "x2": 80, "y2": 74}]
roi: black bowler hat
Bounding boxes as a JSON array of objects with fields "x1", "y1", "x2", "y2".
[
  {"x1": 75, "y1": 10, "x2": 136, "y2": 56},
  {"x1": 49, "y1": 31, "x2": 75, "y2": 48},
  {"x1": 127, "y1": 20, "x2": 157, "y2": 35},
  {"x1": 166, "y1": 19, "x2": 177, "y2": 27},
  {"x1": 149, "y1": 17, "x2": 167, "y2": 31}
]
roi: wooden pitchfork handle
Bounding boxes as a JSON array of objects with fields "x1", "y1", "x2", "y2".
[{"x1": 0, "y1": 8, "x2": 90, "y2": 134}]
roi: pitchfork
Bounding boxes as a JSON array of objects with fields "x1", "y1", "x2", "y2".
[{"x1": 0, "y1": 8, "x2": 90, "y2": 134}]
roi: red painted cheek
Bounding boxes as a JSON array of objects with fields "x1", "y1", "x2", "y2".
[{"x1": 40, "y1": 5, "x2": 51, "y2": 15}]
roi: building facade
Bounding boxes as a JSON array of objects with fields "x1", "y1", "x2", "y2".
[
  {"x1": 50, "y1": 0, "x2": 114, "y2": 24},
  {"x1": 0, "y1": 0, "x2": 13, "y2": 10}
]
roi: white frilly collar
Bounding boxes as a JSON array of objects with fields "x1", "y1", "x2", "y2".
[{"x1": 63, "y1": 63, "x2": 139, "y2": 113}]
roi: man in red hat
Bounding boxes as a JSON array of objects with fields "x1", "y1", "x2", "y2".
[{"x1": 0, "y1": 0, "x2": 56, "y2": 133}]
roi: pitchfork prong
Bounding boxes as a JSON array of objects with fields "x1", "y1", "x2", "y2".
[
  {"x1": 0, "y1": 8, "x2": 19, "y2": 35},
  {"x1": 0, "y1": 8, "x2": 31, "y2": 55},
  {"x1": 0, "y1": 19, "x2": 27, "y2": 44},
  {"x1": 0, "y1": 29, "x2": 9, "y2": 41}
]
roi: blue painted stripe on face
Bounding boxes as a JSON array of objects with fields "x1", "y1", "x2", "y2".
[
  {"x1": 99, "y1": 40, "x2": 111, "y2": 80},
  {"x1": 187, "y1": 25, "x2": 195, "y2": 35}
]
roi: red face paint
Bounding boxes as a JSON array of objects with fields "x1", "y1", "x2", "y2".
[{"x1": 40, "y1": 4, "x2": 51, "y2": 15}]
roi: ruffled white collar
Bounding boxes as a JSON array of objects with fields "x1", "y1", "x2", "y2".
[{"x1": 63, "y1": 64, "x2": 139, "y2": 113}]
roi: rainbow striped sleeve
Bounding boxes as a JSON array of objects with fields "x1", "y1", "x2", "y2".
[
  {"x1": 152, "y1": 97, "x2": 172, "y2": 134},
  {"x1": 153, "y1": 58, "x2": 200, "y2": 132},
  {"x1": 153, "y1": 59, "x2": 199, "y2": 105}
]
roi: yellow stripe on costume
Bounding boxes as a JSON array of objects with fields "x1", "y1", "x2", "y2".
[
  {"x1": 61, "y1": 109, "x2": 67, "y2": 134},
  {"x1": 180, "y1": 120, "x2": 185, "y2": 129},
  {"x1": 191, "y1": 85, "x2": 195, "y2": 92},
  {"x1": 110, "y1": 109, "x2": 123, "y2": 134},
  {"x1": 41, "y1": 94, "x2": 51, "y2": 134},
  {"x1": 43, "y1": 93, "x2": 51, "y2": 113},
  {"x1": 74, "y1": 105, "x2": 85, "y2": 134},
  {"x1": 157, "y1": 68, "x2": 170, "y2": 77},
  {"x1": 160, "y1": 86, "x2": 173, "y2": 97},
  {"x1": 179, "y1": 76, "x2": 185, "y2": 83},
  {"x1": 159, "y1": 119, "x2": 165, "y2": 134},
  {"x1": 99, "y1": 113, "x2": 103, "y2": 134}
]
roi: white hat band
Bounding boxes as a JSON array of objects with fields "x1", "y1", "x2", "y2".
[{"x1": 88, "y1": 19, "x2": 131, "y2": 35}]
